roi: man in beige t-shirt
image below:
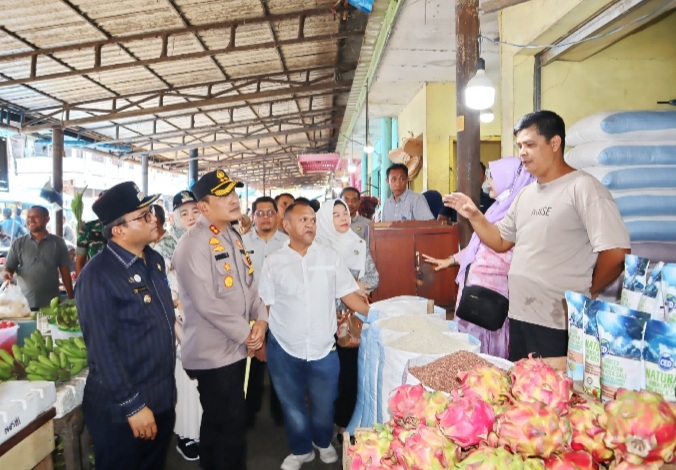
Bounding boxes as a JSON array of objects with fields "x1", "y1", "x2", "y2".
[{"x1": 445, "y1": 110, "x2": 630, "y2": 361}]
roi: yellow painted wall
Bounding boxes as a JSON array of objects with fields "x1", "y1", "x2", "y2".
[
  {"x1": 541, "y1": 11, "x2": 676, "y2": 128},
  {"x1": 396, "y1": 85, "x2": 426, "y2": 193},
  {"x1": 500, "y1": 2, "x2": 676, "y2": 153}
]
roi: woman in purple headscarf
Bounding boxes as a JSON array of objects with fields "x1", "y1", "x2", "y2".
[{"x1": 422, "y1": 157, "x2": 535, "y2": 358}]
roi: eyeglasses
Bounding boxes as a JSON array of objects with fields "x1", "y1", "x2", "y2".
[
  {"x1": 254, "y1": 209, "x2": 276, "y2": 218},
  {"x1": 120, "y1": 208, "x2": 155, "y2": 225}
]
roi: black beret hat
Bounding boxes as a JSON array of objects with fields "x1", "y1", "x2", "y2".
[
  {"x1": 172, "y1": 190, "x2": 197, "y2": 210},
  {"x1": 192, "y1": 169, "x2": 243, "y2": 201},
  {"x1": 93, "y1": 181, "x2": 159, "y2": 226}
]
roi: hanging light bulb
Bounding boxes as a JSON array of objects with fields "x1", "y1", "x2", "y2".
[
  {"x1": 479, "y1": 108, "x2": 495, "y2": 123},
  {"x1": 347, "y1": 159, "x2": 357, "y2": 173},
  {"x1": 465, "y1": 58, "x2": 495, "y2": 110},
  {"x1": 340, "y1": 174, "x2": 349, "y2": 183},
  {"x1": 363, "y1": 142, "x2": 374, "y2": 154}
]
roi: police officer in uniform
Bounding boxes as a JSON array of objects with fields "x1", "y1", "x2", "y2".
[
  {"x1": 75, "y1": 181, "x2": 176, "y2": 470},
  {"x1": 172, "y1": 169, "x2": 268, "y2": 470}
]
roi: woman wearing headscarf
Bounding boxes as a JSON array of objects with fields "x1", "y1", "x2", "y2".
[
  {"x1": 316, "y1": 199, "x2": 379, "y2": 442},
  {"x1": 423, "y1": 158, "x2": 536, "y2": 358},
  {"x1": 153, "y1": 190, "x2": 203, "y2": 461}
]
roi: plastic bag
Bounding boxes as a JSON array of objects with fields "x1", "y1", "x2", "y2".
[{"x1": 0, "y1": 283, "x2": 31, "y2": 318}]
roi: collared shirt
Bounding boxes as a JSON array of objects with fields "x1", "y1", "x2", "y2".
[
  {"x1": 75, "y1": 241, "x2": 176, "y2": 423},
  {"x1": 0, "y1": 218, "x2": 27, "y2": 245},
  {"x1": 381, "y1": 189, "x2": 434, "y2": 222},
  {"x1": 259, "y1": 242, "x2": 358, "y2": 361},
  {"x1": 173, "y1": 216, "x2": 268, "y2": 370},
  {"x1": 5, "y1": 233, "x2": 70, "y2": 309},
  {"x1": 351, "y1": 214, "x2": 372, "y2": 244},
  {"x1": 75, "y1": 219, "x2": 106, "y2": 259},
  {"x1": 242, "y1": 228, "x2": 288, "y2": 284}
]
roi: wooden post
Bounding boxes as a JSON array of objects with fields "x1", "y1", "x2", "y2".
[
  {"x1": 455, "y1": 0, "x2": 481, "y2": 247},
  {"x1": 52, "y1": 127, "x2": 63, "y2": 238}
]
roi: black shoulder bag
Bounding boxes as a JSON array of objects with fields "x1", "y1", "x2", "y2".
[{"x1": 455, "y1": 263, "x2": 509, "y2": 331}]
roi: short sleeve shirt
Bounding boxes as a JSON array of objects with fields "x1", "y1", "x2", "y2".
[
  {"x1": 241, "y1": 229, "x2": 288, "y2": 285},
  {"x1": 5, "y1": 233, "x2": 71, "y2": 309},
  {"x1": 497, "y1": 171, "x2": 630, "y2": 329},
  {"x1": 381, "y1": 190, "x2": 435, "y2": 222}
]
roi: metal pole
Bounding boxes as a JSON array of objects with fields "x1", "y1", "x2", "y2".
[
  {"x1": 52, "y1": 126, "x2": 63, "y2": 237},
  {"x1": 188, "y1": 149, "x2": 198, "y2": 188},
  {"x1": 456, "y1": 0, "x2": 481, "y2": 247},
  {"x1": 141, "y1": 154, "x2": 149, "y2": 194},
  {"x1": 360, "y1": 151, "x2": 368, "y2": 194}
]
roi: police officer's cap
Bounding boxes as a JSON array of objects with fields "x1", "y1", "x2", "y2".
[
  {"x1": 172, "y1": 190, "x2": 197, "y2": 210},
  {"x1": 192, "y1": 169, "x2": 243, "y2": 201},
  {"x1": 93, "y1": 181, "x2": 159, "y2": 226}
]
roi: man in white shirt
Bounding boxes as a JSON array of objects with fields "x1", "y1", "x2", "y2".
[
  {"x1": 380, "y1": 163, "x2": 434, "y2": 222},
  {"x1": 258, "y1": 200, "x2": 370, "y2": 470},
  {"x1": 242, "y1": 196, "x2": 288, "y2": 427},
  {"x1": 445, "y1": 110, "x2": 630, "y2": 361}
]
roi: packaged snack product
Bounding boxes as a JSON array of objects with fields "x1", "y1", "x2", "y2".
[
  {"x1": 620, "y1": 255, "x2": 650, "y2": 309},
  {"x1": 643, "y1": 319, "x2": 676, "y2": 402},
  {"x1": 566, "y1": 291, "x2": 589, "y2": 382}
]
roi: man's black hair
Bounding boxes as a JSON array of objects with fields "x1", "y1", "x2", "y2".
[
  {"x1": 386, "y1": 163, "x2": 409, "y2": 178},
  {"x1": 513, "y1": 110, "x2": 566, "y2": 150},
  {"x1": 283, "y1": 199, "x2": 312, "y2": 219},
  {"x1": 340, "y1": 186, "x2": 360, "y2": 199},
  {"x1": 30, "y1": 205, "x2": 49, "y2": 218},
  {"x1": 274, "y1": 193, "x2": 295, "y2": 203},
  {"x1": 309, "y1": 199, "x2": 320, "y2": 212},
  {"x1": 151, "y1": 204, "x2": 165, "y2": 225},
  {"x1": 252, "y1": 196, "x2": 277, "y2": 213}
]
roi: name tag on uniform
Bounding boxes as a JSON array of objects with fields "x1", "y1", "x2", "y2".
[
  {"x1": 215, "y1": 253, "x2": 230, "y2": 261},
  {"x1": 133, "y1": 286, "x2": 149, "y2": 294}
]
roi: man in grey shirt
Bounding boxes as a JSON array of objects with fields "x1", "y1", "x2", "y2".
[
  {"x1": 172, "y1": 169, "x2": 267, "y2": 470},
  {"x1": 3, "y1": 205, "x2": 73, "y2": 309},
  {"x1": 340, "y1": 186, "x2": 372, "y2": 244},
  {"x1": 380, "y1": 163, "x2": 434, "y2": 222}
]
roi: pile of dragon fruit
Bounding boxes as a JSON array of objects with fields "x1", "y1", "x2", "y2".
[{"x1": 346, "y1": 354, "x2": 676, "y2": 469}]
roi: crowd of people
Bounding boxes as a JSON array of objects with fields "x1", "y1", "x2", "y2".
[{"x1": 0, "y1": 110, "x2": 631, "y2": 469}]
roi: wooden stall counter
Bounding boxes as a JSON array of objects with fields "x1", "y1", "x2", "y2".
[
  {"x1": 0, "y1": 408, "x2": 55, "y2": 470},
  {"x1": 369, "y1": 221, "x2": 459, "y2": 308}
]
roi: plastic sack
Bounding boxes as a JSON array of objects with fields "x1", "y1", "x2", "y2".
[
  {"x1": 348, "y1": 0, "x2": 373, "y2": 13},
  {"x1": 565, "y1": 142, "x2": 676, "y2": 168},
  {"x1": 567, "y1": 110, "x2": 676, "y2": 146},
  {"x1": 0, "y1": 283, "x2": 31, "y2": 318}
]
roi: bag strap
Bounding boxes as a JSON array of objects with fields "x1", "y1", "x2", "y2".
[{"x1": 463, "y1": 262, "x2": 471, "y2": 287}]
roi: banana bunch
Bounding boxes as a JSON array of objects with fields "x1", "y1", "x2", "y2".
[
  {"x1": 18, "y1": 331, "x2": 88, "y2": 382},
  {"x1": 55, "y1": 337, "x2": 88, "y2": 376},
  {"x1": 0, "y1": 347, "x2": 20, "y2": 380}
]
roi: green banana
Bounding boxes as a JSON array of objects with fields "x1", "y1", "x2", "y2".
[
  {"x1": 37, "y1": 355, "x2": 58, "y2": 371},
  {"x1": 0, "y1": 367, "x2": 13, "y2": 379},
  {"x1": 74, "y1": 337, "x2": 86, "y2": 350},
  {"x1": 70, "y1": 362, "x2": 85, "y2": 375},
  {"x1": 11, "y1": 344, "x2": 22, "y2": 359},
  {"x1": 49, "y1": 352, "x2": 61, "y2": 367},
  {"x1": 59, "y1": 352, "x2": 69, "y2": 369},
  {"x1": 0, "y1": 349, "x2": 13, "y2": 367},
  {"x1": 27, "y1": 373, "x2": 46, "y2": 381},
  {"x1": 24, "y1": 337, "x2": 36, "y2": 349},
  {"x1": 46, "y1": 335, "x2": 53, "y2": 352}
]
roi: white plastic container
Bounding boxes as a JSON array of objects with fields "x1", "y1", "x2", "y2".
[{"x1": 0, "y1": 380, "x2": 56, "y2": 445}]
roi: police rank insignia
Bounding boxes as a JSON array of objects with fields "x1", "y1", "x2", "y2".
[
  {"x1": 209, "y1": 225, "x2": 220, "y2": 235},
  {"x1": 356, "y1": 226, "x2": 362, "y2": 232},
  {"x1": 209, "y1": 237, "x2": 220, "y2": 245},
  {"x1": 212, "y1": 245, "x2": 225, "y2": 253},
  {"x1": 224, "y1": 263, "x2": 231, "y2": 272},
  {"x1": 235, "y1": 239, "x2": 243, "y2": 248},
  {"x1": 224, "y1": 275, "x2": 234, "y2": 288}
]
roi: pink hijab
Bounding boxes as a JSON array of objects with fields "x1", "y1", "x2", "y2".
[{"x1": 455, "y1": 157, "x2": 536, "y2": 285}]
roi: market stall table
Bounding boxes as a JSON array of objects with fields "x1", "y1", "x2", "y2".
[
  {"x1": 0, "y1": 407, "x2": 55, "y2": 470},
  {"x1": 53, "y1": 369, "x2": 89, "y2": 470}
]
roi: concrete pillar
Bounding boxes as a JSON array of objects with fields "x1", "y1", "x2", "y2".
[
  {"x1": 360, "y1": 151, "x2": 368, "y2": 194},
  {"x1": 391, "y1": 118, "x2": 399, "y2": 149},
  {"x1": 379, "y1": 118, "x2": 392, "y2": 205},
  {"x1": 456, "y1": 0, "x2": 481, "y2": 247},
  {"x1": 52, "y1": 127, "x2": 63, "y2": 237},
  {"x1": 141, "y1": 154, "x2": 149, "y2": 194},
  {"x1": 188, "y1": 149, "x2": 198, "y2": 189}
]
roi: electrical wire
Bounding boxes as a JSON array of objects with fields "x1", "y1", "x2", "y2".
[{"x1": 480, "y1": 1, "x2": 673, "y2": 49}]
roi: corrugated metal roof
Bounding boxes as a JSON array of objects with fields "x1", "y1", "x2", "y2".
[{"x1": 0, "y1": 0, "x2": 368, "y2": 188}]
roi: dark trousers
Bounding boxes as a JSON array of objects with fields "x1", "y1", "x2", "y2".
[
  {"x1": 509, "y1": 318, "x2": 568, "y2": 361},
  {"x1": 246, "y1": 357, "x2": 283, "y2": 426},
  {"x1": 84, "y1": 409, "x2": 174, "y2": 470},
  {"x1": 334, "y1": 345, "x2": 359, "y2": 429},
  {"x1": 187, "y1": 360, "x2": 247, "y2": 470}
]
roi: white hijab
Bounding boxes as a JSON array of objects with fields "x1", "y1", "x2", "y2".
[{"x1": 316, "y1": 199, "x2": 367, "y2": 279}]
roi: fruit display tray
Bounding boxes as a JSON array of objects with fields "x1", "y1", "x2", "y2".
[{"x1": 0, "y1": 380, "x2": 56, "y2": 445}]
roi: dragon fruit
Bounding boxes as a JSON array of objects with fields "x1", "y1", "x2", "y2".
[
  {"x1": 393, "y1": 425, "x2": 458, "y2": 469},
  {"x1": 347, "y1": 426, "x2": 394, "y2": 470},
  {"x1": 568, "y1": 399, "x2": 614, "y2": 463},
  {"x1": 602, "y1": 389, "x2": 676, "y2": 466},
  {"x1": 455, "y1": 446, "x2": 535, "y2": 469},
  {"x1": 423, "y1": 390, "x2": 450, "y2": 426},
  {"x1": 511, "y1": 354, "x2": 573, "y2": 413},
  {"x1": 496, "y1": 400, "x2": 571, "y2": 458},
  {"x1": 387, "y1": 384, "x2": 427, "y2": 428},
  {"x1": 437, "y1": 391, "x2": 495, "y2": 448},
  {"x1": 607, "y1": 461, "x2": 662, "y2": 470},
  {"x1": 545, "y1": 451, "x2": 599, "y2": 469},
  {"x1": 458, "y1": 364, "x2": 511, "y2": 412}
]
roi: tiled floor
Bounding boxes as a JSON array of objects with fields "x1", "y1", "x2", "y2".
[{"x1": 165, "y1": 381, "x2": 344, "y2": 470}]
